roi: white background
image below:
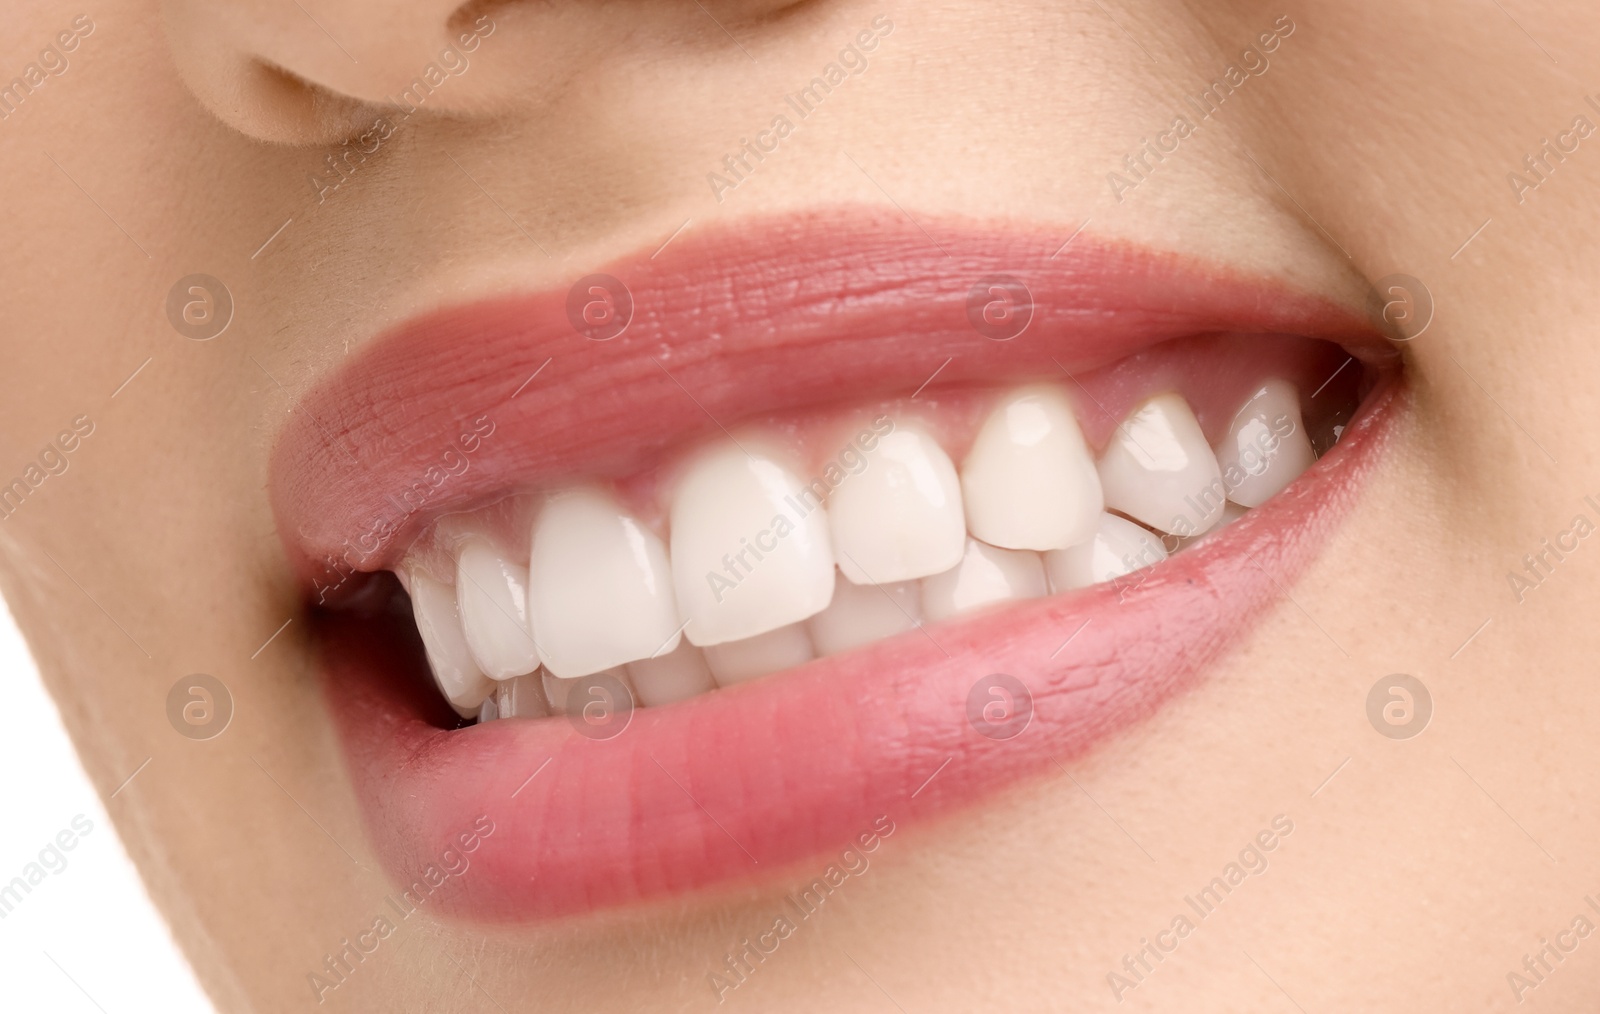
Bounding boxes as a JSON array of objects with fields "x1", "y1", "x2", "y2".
[{"x1": 0, "y1": 595, "x2": 212, "y2": 1011}]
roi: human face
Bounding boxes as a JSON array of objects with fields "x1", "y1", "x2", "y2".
[{"x1": 4, "y1": 0, "x2": 1599, "y2": 1009}]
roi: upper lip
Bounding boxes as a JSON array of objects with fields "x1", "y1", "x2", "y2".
[
  {"x1": 270, "y1": 209, "x2": 1392, "y2": 598},
  {"x1": 269, "y1": 210, "x2": 1402, "y2": 921}
]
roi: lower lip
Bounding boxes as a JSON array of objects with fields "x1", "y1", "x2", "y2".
[{"x1": 318, "y1": 378, "x2": 1401, "y2": 922}]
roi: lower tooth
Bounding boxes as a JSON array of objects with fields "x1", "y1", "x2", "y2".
[
  {"x1": 702, "y1": 623, "x2": 815, "y2": 686},
  {"x1": 920, "y1": 538, "x2": 1048, "y2": 624},
  {"x1": 1044, "y1": 513, "x2": 1169, "y2": 592},
  {"x1": 1098, "y1": 393, "x2": 1227, "y2": 537},
  {"x1": 627, "y1": 643, "x2": 717, "y2": 706},
  {"x1": 408, "y1": 569, "x2": 495, "y2": 717},
  {"x1": 543, "y1": 667, "x2": 636, "y2": 715},
  {"x1": 808, "y1": 573, "x2": 922, "y2": 655},
  {"x1": 485, "y1": 671, "x2": 550, "y2": 720},
  {"x1": 1216, "y1": 379, "x2": 1316, "y2": 508}
]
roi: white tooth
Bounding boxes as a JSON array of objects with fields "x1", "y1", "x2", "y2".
[
  {"x1": 627, "y1": 643, "x2": 717, "y2": 707},
  {"x1": 1098, "y1": 393, "x2": 1226, "y2": 537},
  {"x1": 456, "y1": 538, "x2": 539, "y2": 681},
  {"x1": 828, "y1": 425, "x2": 965, "y2": 583},
  {"x1": 528, "y1": 486, "x2": 683, "y2": 677},
  {"x1": 702, "y1": 623, "x2": 814, "y2": 686},
  {"x1": 543, "y1": 667, "x2": 635, "y2": 715},
  {"x1": 490, "y1": 671, "x2": 551, "y2": 719},
  {"x1": 1183, "y1": 501, "x2": 1250, "y2": 549},
  {"x1": 1044, "y1": 513, "x2": 1169, "y2": 593},
  {"x1": 808, "y1": 572, "x2": 922, "y2": 655},
  {"x1": 920, "y1": 538, "x2": 1048, "y2": 624},
  {"x1": 670, "y1": 442, "x2": 836, "y2": 646},
  {"x1": 477, "y1": 697, "x2": 498, "y2": 723},
  {"x1": 960, "y1": 386, "x2": 1103, "y2": 551},
  {"x1": 409, "y1": 569, "x2": 495, "y2": 717},
  {"x1": 1215, "y1": 379, "x2": 1316, "y2": 508},
  {"x1": 541, "y1": 670, "x2": 573, "y2": 713}
]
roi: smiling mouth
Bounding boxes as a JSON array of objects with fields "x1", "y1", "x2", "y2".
[
  {"x1": 396, "y1": 343, "x2": 1355, "y2": 720},
  {"x1": 270, "y1": 211, "x2": 1403, "y2": 921}
]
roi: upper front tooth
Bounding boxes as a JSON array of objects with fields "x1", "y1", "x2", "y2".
[
  {"x1": 960, "y1": 386, "x2": 1103, "y2": 551},
  {"x1": 1098, "y1": 393, "x2": 1226, "y2": 537},
  {"x1": 408, "y1": 568, "x2": 495, "y2": 717},
  {"x1": 1045, "y1": 513, "x2": 1169, "y2": 592},
  {"x1": 527, "y1": 486, "x2": 683, "y2": 678},
  {"x1": 920, "y1": 537, "x2": 1048, "y2": 623},
  {"x1": 828, "y1": 424, "x2": 965, "y2": 583},
  {"x1": 670, "y1": 442, "x2": 836, "y2": 646},
  {"x1": 1215, "y1": 379, "x2": 1316, "y2": 508},
  {"x1": 456, "y1": 538, "x2": 540, "y2": 681}
]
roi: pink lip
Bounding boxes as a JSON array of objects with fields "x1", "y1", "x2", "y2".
[{"x1": 272, "y1": 211, "x2": 1403, "y2": 921}]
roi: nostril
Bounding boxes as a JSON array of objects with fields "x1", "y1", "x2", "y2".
[
  {"x1": 163, "y1": 0, "x2": 497, "y2": 146},
  {"x1": 162, "y1": 3, "x2": 380, "y2": 146},
  {"x1": 244, "y1": 60, "x2": 373, "y2": 145},
  {"x1": 446, "y1": 0, "x2": 519, "y2": 37}
]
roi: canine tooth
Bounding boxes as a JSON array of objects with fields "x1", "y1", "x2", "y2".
[
  {"x1": 627, "y1": 643, "x2": 717, "y2": 706},
  {"x1": 1045, "y1": 513, "x2": 1169, "y2": 592},
  {"x1": 920, "y1": 538, "x2": 1048, "y2": 623},
  {"x1": 543, "y1": 667, "x2": 635, "y2": 715},
  {"x1": 670, "y1": 442, "x2": 835, "y2": 646},
  {"x1": 960, "y1": 386, "x2": 1102, "y2": 551},
  {"x1": 456, "y1": 538, "x2": 540, "y2": 681},
  {"x1": 809, "y1": 573, "x2": 922, "y2": 655},
  {"x1": 409, "y1": 569, "x2": 495, "y2": 717},
  {"x1": 1098, "y1": 393, "x2": 1226, "y2": 537},
  {"x1": 528, "y1": 486, "x2": 683, "y2": 677},
  {"x1": 1215, "y1": 379, "x2": 1316, "y2": 508},
  {"x1": 489, "y1": 671, "x2": 550, "y2": 719},
  {"x1": 829, "y1": 425, "x2": 965, "y2": 583},
  {"x1": 702, "y1": 623, "x2": 815, "y2": 685}
]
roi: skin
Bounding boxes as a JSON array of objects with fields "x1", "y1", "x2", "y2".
[{"x1": 2, "y1": 0, "x2": 1598, "y2": 1009}]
